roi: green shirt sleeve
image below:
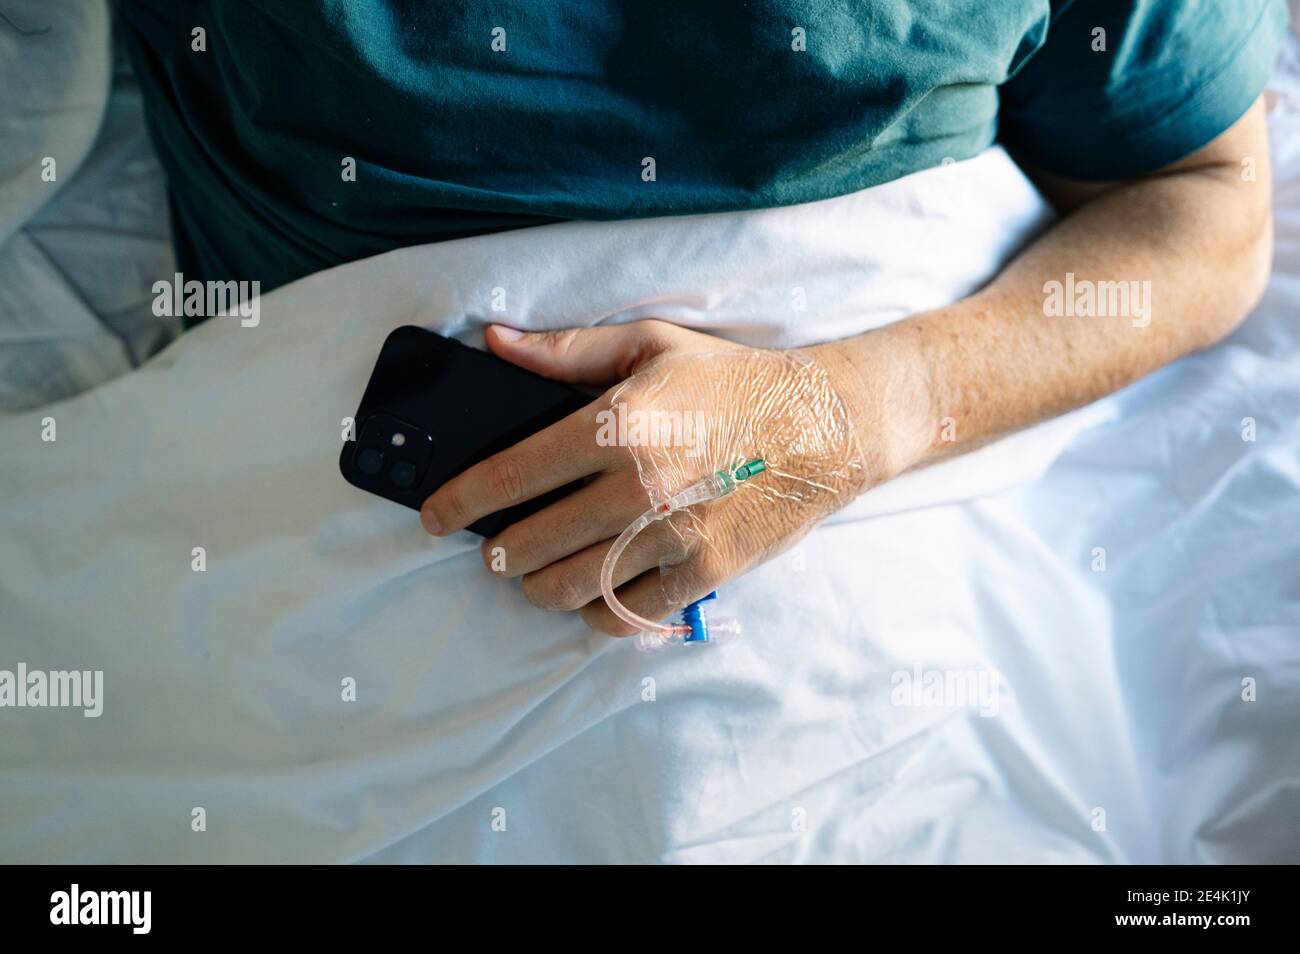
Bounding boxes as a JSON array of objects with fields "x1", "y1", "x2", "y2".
[{"x1": 999, "y1": 0, "x2": 1290, "y2": 180}]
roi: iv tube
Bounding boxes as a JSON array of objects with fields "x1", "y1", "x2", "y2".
[{"x1": 599, "y1": 459, "x2": 766, "y2": 638}]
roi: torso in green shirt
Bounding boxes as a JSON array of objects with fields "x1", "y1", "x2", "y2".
[{"x1": 116, "y1": 0, "x2": 1286, "y2": 298}]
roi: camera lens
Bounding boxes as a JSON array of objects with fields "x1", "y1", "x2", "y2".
[
  {"x1": 357, "y1": 448, "x2": 384, "y2": 475},
  {"x1": 390, "y1": 461, "x2": 417, "y2": 488}
]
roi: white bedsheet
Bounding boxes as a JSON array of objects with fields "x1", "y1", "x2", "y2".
[{"x1": 1, "y1": 23, "x2": 1297, "y2": 865}]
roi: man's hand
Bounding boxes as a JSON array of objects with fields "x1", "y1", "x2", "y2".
[{"x1": 421, "y1": 321, "x2": 877, "y2": 636}]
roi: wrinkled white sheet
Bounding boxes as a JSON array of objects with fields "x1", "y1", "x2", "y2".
[{"x1": 1, "y1": 20, "x2": 1298, "y2": 865}]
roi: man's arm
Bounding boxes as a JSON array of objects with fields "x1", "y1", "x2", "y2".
[
  {"x1": 421, "y1": 100, "x2": 1276, "y2": 636},
  {"x1": 815, "y1": 99, "x2": 1274, "y2": 481}
]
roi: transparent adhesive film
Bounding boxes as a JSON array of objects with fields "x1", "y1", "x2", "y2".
[{"x1": 598, "y1": 348, "x2": 868, "y2": 650}]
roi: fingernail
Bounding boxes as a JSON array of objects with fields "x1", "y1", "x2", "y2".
[
  {"x1": 421, "y1": 506, "x2": 443, "y2": 535},
  {"x1": 493, "y1": 325, "x2": 524, "y2": 341}
]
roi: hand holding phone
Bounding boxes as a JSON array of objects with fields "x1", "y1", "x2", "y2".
[{"x1": 339, "y1": 326, "x2": 589, "y2": 537}]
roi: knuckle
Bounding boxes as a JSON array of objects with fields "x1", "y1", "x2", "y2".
[
  {"x1": 640, "y1": 319, "x2": 683, "y2": 352},
  {"x1": 524, "y1": 566, "x2": 589, "y2": 612},
  {"x1": 551, "y1": 571, "x2": 590, "y2": 612},
  {"x1": 486, "y1": 456, "x2": 526, "y2": 504},
  {"x1": 544, "y1": 328, "x2": 579, "y2": 356},
  {"x1": 693, "y1": 549, "x2": 732, "y2": 589},
  {"x1": 639, "y1": 318, "x2": 672, "y2": 341}
]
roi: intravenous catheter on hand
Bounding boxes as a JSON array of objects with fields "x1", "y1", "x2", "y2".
[{"x1": 600, "y1": 458, "x2": 766, "y2": 652}]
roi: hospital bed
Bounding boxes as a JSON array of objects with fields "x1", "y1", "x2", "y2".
[{"x1": 0, "y1": 1, "x2": 1296, "y2": 863}]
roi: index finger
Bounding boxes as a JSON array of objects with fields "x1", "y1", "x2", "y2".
[{"x1": 420, "y1": 402, "x2": 609, "y2": 535}]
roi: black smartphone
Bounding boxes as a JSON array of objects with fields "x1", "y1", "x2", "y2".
[{"x1": 339, "y1": 325, "x2": 591, "y2": 537}]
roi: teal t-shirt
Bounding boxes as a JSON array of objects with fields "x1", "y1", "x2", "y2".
[{"x1": 116, "y1": 0, "x2": 1288, "y2": 298}]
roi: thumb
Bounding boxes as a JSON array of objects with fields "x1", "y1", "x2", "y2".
[{"x1": 485, "y1": 321, "x2": 676, "y2": 386}]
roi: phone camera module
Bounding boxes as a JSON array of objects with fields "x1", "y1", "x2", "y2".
[
  {"x1": 355, "y1": 413, "x2": 434, "y2": 493},
  {"x1": 390, "y1": 461, "x2": 417, "y2": 488}
]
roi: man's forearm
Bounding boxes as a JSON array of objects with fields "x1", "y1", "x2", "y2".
[{"x1": 816, "y1": 104, "x2": 1275, "y2": 482}]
